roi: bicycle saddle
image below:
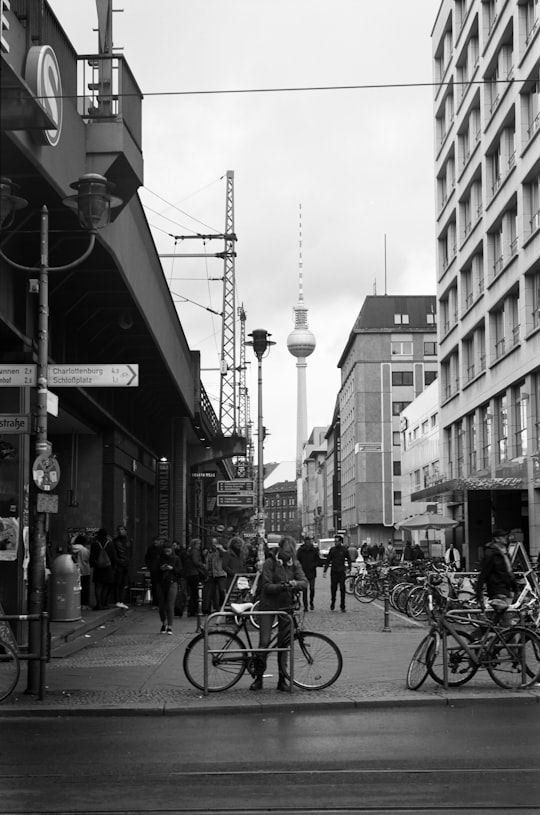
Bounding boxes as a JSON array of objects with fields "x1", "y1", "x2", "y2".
[{"x1": 230, "y1": 602, "x2": 254, "y2": 614}]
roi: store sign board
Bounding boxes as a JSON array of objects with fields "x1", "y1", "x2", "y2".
[
  {"x1": 0, "y1": 414, "x2": 30, "y2": 434},
  {"x1": 217, "y1": 494, "x2": 256, "y2": 507},
  {"x1": 217, "y1": 480, "x2": 255, "y2": 493}
]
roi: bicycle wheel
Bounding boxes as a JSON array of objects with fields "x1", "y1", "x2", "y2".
[
  {"x1": 406, "y1": 586, "x2": 429, "y2": 620},
  {"x1": 283, "y1": 631, "x2": 343, "y2": 690},
  {"x1": 486, "y1": 626, "x2": 540, "y2": 690},
  {"x1": 396, "y1": 584, "x2": 416, "y2": 614},
  {"x1": 406, "y1": 632, "x2": 435, "y2": 690},
  {"x1": 390, "y1": 582, "x2": 409, "y2": 610},
  {"x1": 427, "y1": 629, "x2": 478, "y2": 687},
  {"x1": 183, "y1": 630, "x2": 248, "y2": 692},
  {"x1": 353, "y1": 575, "x2": 378, "y2": 603},
  {"x1": 345, "y1": 574, "x2": 356, "y2": 595},
  {"x1": 0, "y1": 639, "x2": 20, "y2": 702}
]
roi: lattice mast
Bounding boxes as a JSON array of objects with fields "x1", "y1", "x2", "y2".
[
  {"x1": 237, "y1": 304, "x2": 253, "y2": 475},
  {"x1": 219, "y1": 170, "x2": 237, "y2": 434}
]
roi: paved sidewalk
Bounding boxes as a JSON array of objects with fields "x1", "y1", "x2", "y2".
[{"x1": 1, "y1": 592, "x2": 539, "y2": 716}]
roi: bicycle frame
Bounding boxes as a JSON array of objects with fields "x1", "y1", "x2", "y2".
[{"x1": 202, "y1": 609, "x2": 295, "y2": 697}]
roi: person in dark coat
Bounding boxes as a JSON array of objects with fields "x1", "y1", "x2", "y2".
[
  {"x1": 296, "y1": 536, "x2": 322, "y2": 611},
  {"x1": 112, "y1": 524, "x2": 132, "y2": 608},
  {"x1": 154, "y1": 539, "x2": 183, "y2": 634},
  {"x1": 222, "y1": 536, "x2": 245, "y2": 590},
  {"x1": 323, "y1": 535, "x2": 352, "y2": 612},
  {"x1": 89, "y1": 528, "x2": 116, "y2": 610},
  {"x1": 184, "y1": 538, "x2": 207, "y2": 616},
  {"x1": 475, "y1": 529, "x2": 517, "y2": 609},
  {"x1": 250, "y1": 536, "x2": 307, "y2": 692}
]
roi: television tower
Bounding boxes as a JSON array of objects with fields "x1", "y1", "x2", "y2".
[{"x1": 287, "y1": 205, "x2": 316, "y2": 522}]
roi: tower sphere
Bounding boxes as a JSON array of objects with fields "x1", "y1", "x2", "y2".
[{"x1": 287, "y1": 328, "x2": 316, "y2": 358}]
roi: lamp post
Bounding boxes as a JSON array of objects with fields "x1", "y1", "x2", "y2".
[
  {"x1": 0, "y1": 173, "x2": 121, "y2": 694},
  {"x1": 246, "y1": 329, "x2": 275, "y2": 567}
]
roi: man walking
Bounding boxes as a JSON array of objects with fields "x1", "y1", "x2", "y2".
[
  {"x1": 475, "y1": 529, "x2": 517, "y2": 610},
  {"x1": 296, "y1": 536, "x2": 322, "y2": 611},
  {"x1": 323, "y1": 535, "x2": 352, "y2": 612}
]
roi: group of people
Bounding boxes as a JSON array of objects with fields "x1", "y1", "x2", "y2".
[{"x1": 70, "y1": 525, "x2": 132, "y2": 611}]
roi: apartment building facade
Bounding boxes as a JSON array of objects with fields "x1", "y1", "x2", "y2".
[
  {"x1": 337, "y1": 295, "x2": 438, "y2": 548},
  {"x1": 428, "y1": 0, "x2": 540, "y2": 566}
]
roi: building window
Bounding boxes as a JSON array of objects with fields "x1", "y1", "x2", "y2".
[
  {"x1": 431, "y1": 413, "x2": 438, "y2": 427},
  {"x1": 394, "y1": 491, "x2": 402, "y2": 506},
  {"x1": 513, "y1": 386, "x2": 528, "y2": 458},
  {"x1": 424, "y1": 341, "x2": 437, "y2": 355},
  {"x1": 393, "y1": 431, "x2": 401, "y2": 446},
  {"x1": 392, "y1": 401, "x2": 411, "y2": 416},
  {"x1": 495, "y1": 393, "x2": 508, "y2": 463},
  {"x1": 392, "y1": 371, "x2": 413, "y2": 386},
  {"x1": 425, "y1": 370, "x2": 438, "y2": 385},
  {"x1": 394, "y1": 313, "x2": 410, "y2": 325},
  {"x1": 391, "y1": 341, "x2": 413, "y2": 356},
  {"x1": 393, "y1": 461, "x2": 401, "y2": 476},
  {"x1": 467, "y1": 413, "x2": 477, "y2": 473}
]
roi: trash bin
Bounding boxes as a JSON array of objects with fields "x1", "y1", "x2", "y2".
[{"x1": 50, "y1": 554, "x2": 82, "y2": 622}]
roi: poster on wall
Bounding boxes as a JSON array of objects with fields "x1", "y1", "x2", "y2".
[{"x1": 0, "y1": 517, "x2": 19, "y2": 561}]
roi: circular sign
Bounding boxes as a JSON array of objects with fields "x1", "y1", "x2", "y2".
[
  {"x1": 32, "y1": 454, "x2": 61, "y2": 492},
  {"x1": 25, "y1": 45, "x2": 63, "y2": 147}
]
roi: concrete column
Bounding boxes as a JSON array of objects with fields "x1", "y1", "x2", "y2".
[{"x1": 172, "y1": 417, "x2": 189, "y2": 545}]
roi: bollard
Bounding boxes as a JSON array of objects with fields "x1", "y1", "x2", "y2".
[
  {"x1": 196, "y1": 581, "x2": 204, "y2": 633},
  {"x1": 382, "y1": 570, "x2": 391, "y2": 633}
]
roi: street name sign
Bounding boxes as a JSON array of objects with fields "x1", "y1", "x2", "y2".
[
  {"x1": 0, "y1": 414, "x2": 31, "y2": 433},
  {"x1": 0, "y1": 365, "x2": 37, "y2": 386},
  {"x1": 217, "y1": 493, "x2": 256, "y2": 507},
  {"x1": 48, "y1": 364, "x2": 139, "y2": 387},
  {"x1": 0, "y1": 364, "x2": 139, "y2": 388},
  {"x1": 217, "y1": 479, "x2": 255, "y2": 493}
]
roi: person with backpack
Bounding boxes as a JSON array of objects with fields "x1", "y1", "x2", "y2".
[
  {"x1": 250, "y1": 536, "x2": 307, "y2": 692},
  {"x1": 89, "y1": 528, "x2": 116, "y2": 610}
]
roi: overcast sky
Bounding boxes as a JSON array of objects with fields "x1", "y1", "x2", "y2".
[{"x1": 49, "y1": 0, "x2": 438, "y2": 465}]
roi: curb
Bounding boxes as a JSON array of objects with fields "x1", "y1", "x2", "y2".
[{"x1": 1, "y1": 691, "x2": 538, "y2": 718}]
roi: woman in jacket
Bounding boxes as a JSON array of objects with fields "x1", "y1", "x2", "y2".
[
  {"x1": 250, "y1": 536, "x2": 307, "y2": 692},
  {"x1": 89, "y1": 528, "x2": 116, "y2": 610}
]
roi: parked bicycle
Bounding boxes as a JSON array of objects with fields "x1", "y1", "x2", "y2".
[
  {"x1": 406, "y1": 585, "x2": 540, "y2": 691},
  {"x1": 183, "y1": 593, "x2": 343, "y2": 692}
]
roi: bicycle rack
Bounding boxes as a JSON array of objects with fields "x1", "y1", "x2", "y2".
[
  {"x1": 203, "y1": 609, "x2": 295, "y2": 697},
  {"x1": 0, "y1": 611, "x2": 49, "y2": 700}
]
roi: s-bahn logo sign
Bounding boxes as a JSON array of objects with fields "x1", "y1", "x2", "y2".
[{"x1": 25, "y1": 45, "x2": 63, "y2": 146}]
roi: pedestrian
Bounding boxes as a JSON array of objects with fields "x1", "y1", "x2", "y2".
[
  {"x1": 155, "y1": 539, "x2": 183, "y2": 634},
  {"x1": 250, "y1": 536, "x2": 307, "y2": 692},
  {"x1": 144, "y1": 536, "x2": 163, "y2": 607},
  {"x1": 89, "y1": 528, "x2": 116, "y2": 610},
  {"x1": 70, "y1": 533, "x2": 91, "y2": 609},
  {"x1": 384, "y1": 540, "x2": 397, "y2": 565},
  {"x1": 112, "y1": 524, "x2": 132, "y2": 608},
  {"x1": 412, "y1": 542, "x2": 425, "y2": 561},
  {"x1": 402, "y1": 540, "x2": 413, "y2": 562},
  {"x1": 296, "y1": 536, "x2": 322, "y2": 611},
  {"x1": 184, "y1": 537, "x2": 207, "y2": 616},
  {"x1": 203, "y1": 537, "x2": 227, "y2": 612},
  {"x1": 347, "y1": 542, "x2": 358, "y2": 563},
  {"x1": 222, "y1": 536, "x2": 245, "y2": 590},
  {"x1": 323, "y1": 534, "x2": 352, "y2": 612},
  {"x1": 475, "y1": 529, "x2": 517, "y2": 611},
  {"x1": 360, "y1": 541, "x2": 369, "y2": 560},
  {"x1": 444, "y1": 542, "x2": 462, "y2": 571},
  {"x1": 172, "y1": 540, "x2": 188, "y2": 617},
  {"x1": 377, "y1": 543, "x2": 385, "y2": 561}
]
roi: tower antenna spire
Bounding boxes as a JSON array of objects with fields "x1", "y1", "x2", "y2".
[{"x1": 287, "y1": 204, "x2": 316, "y2": 534}]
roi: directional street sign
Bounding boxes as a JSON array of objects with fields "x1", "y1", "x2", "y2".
[
  {"x1": 0, "y1": 364, "x2": 139, "y2": 388},
  {"x1": 217, "y1": 493, "x2": 256, "y2": 507},
  {"x1": 0, "y1": 365, "x2": 37, "y2": 387},
  {"x1": 48, "y1": 364, "x2": 139, "y2": 387},
  {"x1": 0, "y1": 414, "x2": 31, "y2": 434},
  {"x1": 217, "y1": 479, "x2": 255, "y2": 493}
]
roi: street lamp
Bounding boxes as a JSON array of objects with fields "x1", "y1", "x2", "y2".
[
  {"x1": 0, "y1": 173, "x2": 121, "y2": 695},
  {"x1": 246, "y1": 329, "x2": 275, "y2": 566}
]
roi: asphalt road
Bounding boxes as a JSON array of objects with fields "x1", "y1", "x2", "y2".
[{"x1": 1, "y1": 702, "x2": 539, "y2": 813}]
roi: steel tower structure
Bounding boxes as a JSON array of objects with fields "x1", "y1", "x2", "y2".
[{"x1": 219, "y1": 170, "x2": 237, "y2": 435}]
